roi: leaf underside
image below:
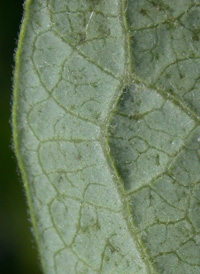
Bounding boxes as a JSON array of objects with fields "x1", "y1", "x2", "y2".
[{"x1": 13, "y1": 0, "x2": 200, "y2": 273}]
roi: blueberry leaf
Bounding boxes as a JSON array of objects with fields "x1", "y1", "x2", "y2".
[{"x1": 13, "y1": 0, "x2": 200, "y2": 273}]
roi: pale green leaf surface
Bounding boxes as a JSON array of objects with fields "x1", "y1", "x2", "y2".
[{"x1": 13, "y1": 0, "x2": 200, "y2": 273}]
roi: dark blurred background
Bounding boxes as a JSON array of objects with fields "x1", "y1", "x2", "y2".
[{"x1": 0, "y1": 0, "x2": 41, "y2": 273}]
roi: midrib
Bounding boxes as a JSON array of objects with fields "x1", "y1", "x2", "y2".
[{"x1": 100, "y1": 1, "x2": 157, "y2": 273}]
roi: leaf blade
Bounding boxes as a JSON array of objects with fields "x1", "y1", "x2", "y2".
[{"x1": 13, "y1": 0, "x2": 155, "y2": 273}]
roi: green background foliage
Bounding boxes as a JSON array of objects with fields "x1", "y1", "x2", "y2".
[{"x1": 0, "y1": 0, "x2": 40, "y2": 273}]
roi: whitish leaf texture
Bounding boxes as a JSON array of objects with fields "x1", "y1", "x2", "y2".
[{"x1": 13, "y1": 0, "x2": 200, "y2": 273}]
